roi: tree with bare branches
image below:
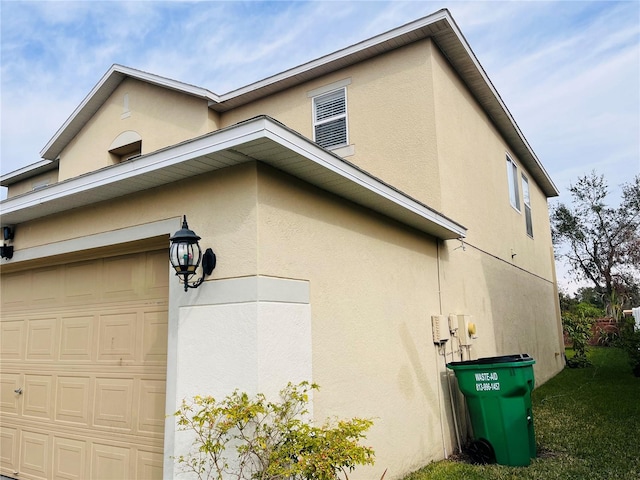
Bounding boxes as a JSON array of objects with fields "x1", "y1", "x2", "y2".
[{"x1": 551, "y1": 172, "x2": 640, "y2": 310}]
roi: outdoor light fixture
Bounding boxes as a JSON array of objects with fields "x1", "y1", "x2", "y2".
[
  {"x1": 3, "y1": 226, "x2": 14, "y2": 241},
  {"x1": 169, "y1": 216, "x2": 216, "y2": 291},
  {"x1": 1, "y1": 226, "x2": 14, "y2": 260}
]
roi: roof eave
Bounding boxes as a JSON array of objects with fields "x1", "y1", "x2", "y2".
[
  {"x1": 36, "y1": 9, "x2": 558, "y2": 198},
  {"x1": 3, "y1": 116, "x2": 466, "y2": 242},
  {"x1": 205, "y1": 9, "x2": 558, "y2": 197},
  {"x1": 1, "y1": 159, "x2": 60, "y2": 187},
  {"x1": 40, "y1": 64, "x2": 220, "y2": 161}
]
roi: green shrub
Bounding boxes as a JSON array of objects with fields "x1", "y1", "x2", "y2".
[
  {"x1": 173, "y1": 381, "x2": 376, "y2": 480},
  {"x1": 595, "y1": 325, "x2": 620, "y2": 347},
  {"x1": 563, "y1": 311, "x2": 594, "y2": 368}
]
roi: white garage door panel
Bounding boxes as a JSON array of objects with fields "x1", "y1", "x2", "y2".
[{"x1": 0, "y1": 250, "x2": 168, "y2": 480}]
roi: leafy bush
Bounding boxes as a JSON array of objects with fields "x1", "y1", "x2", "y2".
[
  {"x1": 563, "y1": 311, "x2": 594, "y2": 368},
  {"x1": 174, "y1": 381, "x2": 376, "y2": 480},
  {"x1": 595, "y1": 325, "x2": 620, "y2": 347}
]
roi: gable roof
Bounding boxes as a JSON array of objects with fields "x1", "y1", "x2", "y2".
[
  {"x1": 36, "y1": 8, "x2": 557, "y2": 197},
  {"x1": 1, "y1": 116, "x2": 466, "y2": 243}
]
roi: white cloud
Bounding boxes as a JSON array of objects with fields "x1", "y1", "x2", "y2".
[{"x1": 1, "y1": 0, "x2": 638, "y2": 211}]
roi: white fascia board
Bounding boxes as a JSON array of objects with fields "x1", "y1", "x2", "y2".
[
  {"x1": 40, "y1": 65, "x2": 220, "y2": 160},
  {"x1": 219, "y1": 10, "x2": 450, "y2": 101},
  {"x1": 261, "y1": 119, "x2": 466, "y2": 239},
  {"x1": 7, "y1": 121, "x2": 265, "y2": 215},
  {"x1": 442, "y1": 16, "x2": 559, "y2": 197},
  {"x1": 2, "y1": 116, "x2": 465, "y2": 240},
  {"x1": 0, "y1": 159, "x2": 58, "y2": 186},
  {"x1": 33, "y1": 10, "x2": 557, "y2": 197},
  {"x1": 112, "y1": 65, "x2": 219, "y2": 101},
  {"x1": 212, "y1": 9, "x2": 557, "y2": 198},
  {"x1": 40, "y1": 65, "x2": 124, "y2": 159}
]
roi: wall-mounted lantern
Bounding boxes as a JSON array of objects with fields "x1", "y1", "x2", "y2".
[
  {"x1": 169, "y1": 216, "x2": 216, "y2": 292},
  {"x1": 1, "y1": 226, "x2": 14, "y2": 260}
]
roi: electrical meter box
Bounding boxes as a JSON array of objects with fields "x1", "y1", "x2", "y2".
[
  {"x1": 457, "y1": 314, "x2": 476, "y2": 346},
  {"x1": 431, "y1": 315, "x2": 451, "y2": 344}
]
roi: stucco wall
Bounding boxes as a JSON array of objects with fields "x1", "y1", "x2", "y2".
[
  {"x1": 430, "y1": 42, "x2": 555, "y2": 280},
  {"x1": 255, "y1": 164, "x2": 454, "y2": 477},
  {"x1": 222, "y1": 39, "x2": 442, "y2": 210},
  {"x1": 429, "y1": 42, "x2": 564, "y2": 383},
  {"x1": 10, "y1": 163, "x2": 258, "y2": 281},
  {"x1": 58, "y1": 78, "x2": 219, "y2": 181},
  {"x1": 6, "y1": 169, "x2": 59, "y2": 198}
]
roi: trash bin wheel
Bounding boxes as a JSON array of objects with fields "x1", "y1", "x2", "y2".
[{"x1": 467, "y1": 438, "x2": 496, "y2": 465}]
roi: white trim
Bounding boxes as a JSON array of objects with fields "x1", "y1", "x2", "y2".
[
  {"x1": 40, "y1": 64, "x2": 220, "y2": 160},
  {"x1": 4, "y1": 218, "x2": 175, "y2": 263},
  {"x1": 1, "y1": 159, "x2": 59, "y2": 186},
  {"x1": 306, "y1": 78, "x2": 352, "y2": 98},
  {"x1": 176, "y1": 276, "x2": 310, "y2": 306},
  {"x1": 522, "y1": 174, "x2": 533, "y2": 238},
  {"x1": 109, "y1": 130, "x2": 142, "y2": 151},
  {"x1": 221, "y1": 11, "x2": 452, "y2": 102},
  {"x1": 29, "y1": 10, "x2": 558, "y2": 197},
  {"x1": 506, "y1": 154, "x2": 521, "y2": 213},
  {"x1": 1, "y1": 116, "x2": 466, "y2": 240},
  {"x1": 2, "y1": 122, "x2": 267, "y2": 216},
  {"x1": 263, "y1": 119, "x2": 467, "y2": 238}
]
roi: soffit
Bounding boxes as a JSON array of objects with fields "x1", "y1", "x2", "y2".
[{"x1": 1, "y1": 117, "x2": 466, "y2": 241}]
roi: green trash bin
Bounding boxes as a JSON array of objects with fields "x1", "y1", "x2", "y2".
[{"x1": 447, "y1": 354, "x2": 536, "y2": 466}]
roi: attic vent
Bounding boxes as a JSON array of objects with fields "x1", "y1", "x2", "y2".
[
  {"x1": 313, "y1": 88, "x2": 347, "y2": 149},
  {"x1": 109, "y1": 130, "x2": 142, "y2": 163}
]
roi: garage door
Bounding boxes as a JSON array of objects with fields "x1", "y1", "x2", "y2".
[{"x1": 0, "y1": 249, "x2": 169, "y2": 480}]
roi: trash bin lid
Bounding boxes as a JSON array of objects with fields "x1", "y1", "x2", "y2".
[{"x1": 447, "y1": 354, "x2": 534, "y2": 369}]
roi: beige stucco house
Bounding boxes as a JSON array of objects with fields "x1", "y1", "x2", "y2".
[{"x1": 0, "y1": 9, "x2": 564, "y2": 480}]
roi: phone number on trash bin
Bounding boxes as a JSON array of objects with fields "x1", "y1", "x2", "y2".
[
  {"x1": 475, "y1": 372, "x2": 500, "y2": 391},
  {"x1": 476, "y1": 382, "x2": 501, "y2": 391}
]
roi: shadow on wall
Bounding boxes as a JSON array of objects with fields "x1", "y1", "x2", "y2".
[
  {"x1": 440, "y1": 241, "x2": 563, "y2": 386},
  {"x1": 479, "y1": 251, "x2": 563, "y2": 385}
]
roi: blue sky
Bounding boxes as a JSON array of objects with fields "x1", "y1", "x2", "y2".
[{"x1": 1, "y1": 0, "x2": 639, "y2": 290}]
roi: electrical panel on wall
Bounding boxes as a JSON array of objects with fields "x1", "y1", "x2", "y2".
[{"x1": 431, "y1": 315, "x2": 450, "y2": 344}]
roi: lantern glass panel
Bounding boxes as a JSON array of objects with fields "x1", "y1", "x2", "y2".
[{"x1": 170, "y1": 241, "x2": 202, "y2": 274}]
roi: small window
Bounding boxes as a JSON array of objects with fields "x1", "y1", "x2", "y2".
[
  {"x1": 506, "y1": 155, "x2": 520, "y2": 211},
  {"x1": 522, "y1": 174, "x2": 533, "y2": 237},
  {"x1": 313, "y1": 88, "x2": 347, "y2": 149}
]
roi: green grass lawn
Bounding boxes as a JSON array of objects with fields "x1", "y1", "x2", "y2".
[{"x1": 402, "y1": 347, "x2": 640, "y2": 480}]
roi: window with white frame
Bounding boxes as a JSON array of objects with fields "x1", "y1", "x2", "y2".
[
  {"x1": 313, "y1": 88, "x2": 347, "y2": 149},
  {"x1": 522, "y1": 174, "x2": 533, "y2": 237},
  {"x1": 506, "y1": 155, "x2": 521, "y2": 211}
]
